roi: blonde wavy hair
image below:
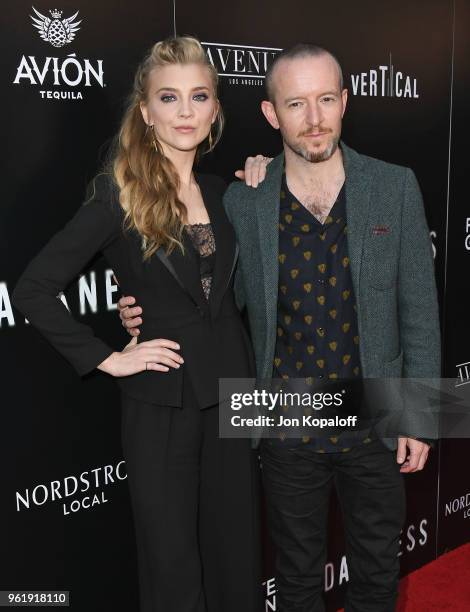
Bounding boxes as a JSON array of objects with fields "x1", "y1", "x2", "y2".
[{"x1": 111, "y1": 36, "x2": 224, "y2": 259}]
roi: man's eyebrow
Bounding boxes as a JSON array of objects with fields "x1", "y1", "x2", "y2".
[{"x1": 283, "y1": 91, "x2": 340, "y2": 103}]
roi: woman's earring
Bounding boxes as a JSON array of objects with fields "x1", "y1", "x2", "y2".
[{"x1": 149, "y1": 124, "x2": 159, "y2": 153}]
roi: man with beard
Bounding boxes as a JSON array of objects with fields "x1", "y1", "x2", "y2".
[{"x1": 119, "y1": 44, "x2": 440, "y2": 611}]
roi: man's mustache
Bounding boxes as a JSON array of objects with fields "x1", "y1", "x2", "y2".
[{"x1": 298, "y1": 126, "x2": 333, "y2": 137}]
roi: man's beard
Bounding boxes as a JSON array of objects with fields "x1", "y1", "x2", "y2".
[{"x1": 285, "y1": 132, "x2": 340, "y2": 163}]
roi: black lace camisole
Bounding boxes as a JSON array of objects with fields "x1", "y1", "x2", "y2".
[{"x1": 185, "y1": 223, "x2": 216, "y2": 300}]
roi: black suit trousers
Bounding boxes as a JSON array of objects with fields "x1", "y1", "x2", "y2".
[
  {"x1": 121, "y1": 374, "x2": 262, "y2": 612},
  {"x1": 260, "y1": 438, "x2": 406, "y2": 612}
]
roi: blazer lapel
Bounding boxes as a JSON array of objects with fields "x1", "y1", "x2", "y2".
[
  {"x1": 251, "y1": 144, "x2": 370, "y2": 317},
  {"x1": 195, "y1": 174, "x2": 237, "y2": 318},
  {"x1": 159, "y1": 231, "x2": 208, "y2": 312},
  {"x1": 254, "y1": 154, "x2": 284, "y2": 331},
  {"x1": 341, "y1": 142, "x2": 372, "y2": 301}
]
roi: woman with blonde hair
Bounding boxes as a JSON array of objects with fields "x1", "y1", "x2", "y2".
[{"x1": 13, "y1": 36, "x2": 262, "y2": 611}]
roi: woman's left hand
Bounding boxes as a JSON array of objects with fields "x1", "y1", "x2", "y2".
[{"x1": 234, "y1": 154, "x2": 273, "y2": 188}]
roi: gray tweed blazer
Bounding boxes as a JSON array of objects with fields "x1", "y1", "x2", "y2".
[{"x1": 223, "y1": 141, "x2": 441, "y2": 449}]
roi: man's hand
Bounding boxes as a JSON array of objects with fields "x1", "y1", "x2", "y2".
[
  {"x1": 396, "y1": 437, "x2": 430, "y2": 473},
  {"x1": 118, "y1": 295, "x2": 142, "y2": 337},
  {"x1": 234, "y1": 154, "x2": 273, "y2": 187}
]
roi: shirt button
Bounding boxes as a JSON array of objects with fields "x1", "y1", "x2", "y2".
[
  {"x1": 318, "y1": 375, "x2": 324, "y2": 379},
  {"x1": 318, "y1": 279, "x2": 325, "y2": 285}
]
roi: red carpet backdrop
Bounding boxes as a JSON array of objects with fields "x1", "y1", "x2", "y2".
[{"x1": 1, "y1": 0, "x2": 469, "y2": 610}]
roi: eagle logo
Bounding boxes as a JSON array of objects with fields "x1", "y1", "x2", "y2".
[{"x1": 30, "y1": 7, "x2": 81, "y2": 48}]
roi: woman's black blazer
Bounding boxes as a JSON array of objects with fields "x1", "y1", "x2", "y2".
[{"x1": 12, "y1": 173, "x2": 254, "y2": 409}]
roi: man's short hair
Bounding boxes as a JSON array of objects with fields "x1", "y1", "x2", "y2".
[{"x1": 265, "y1": 43, "x2": 344, "y2": 102}]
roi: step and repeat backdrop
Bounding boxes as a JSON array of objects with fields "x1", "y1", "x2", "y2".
[{"x1": 2, "y1": 0, "x2": 469, "y2": 610}]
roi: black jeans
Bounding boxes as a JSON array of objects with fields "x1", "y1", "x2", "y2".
[{"x1": 260, "y1": 438, "x2": 406, "y2": 612}]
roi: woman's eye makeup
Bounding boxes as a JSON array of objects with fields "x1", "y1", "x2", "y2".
[{"x1": 159, "y1": 92, "x2": 209, "y2": 103}]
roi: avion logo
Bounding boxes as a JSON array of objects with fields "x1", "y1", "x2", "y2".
[
  {"x1": 30, "y1": 6, "x2": 81, "y2": 48},
  {"x1": 12, "y1": 8, "x2": 105, "y2": 101}
]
